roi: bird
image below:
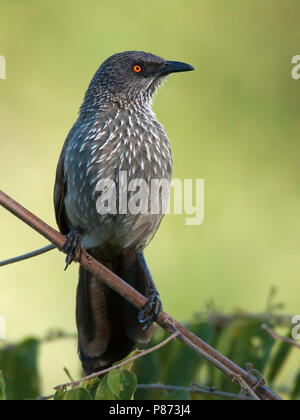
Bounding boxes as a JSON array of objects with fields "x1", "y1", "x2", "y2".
[{"x1": 54, "y1": 51, "x2": 194, "y2": 375}]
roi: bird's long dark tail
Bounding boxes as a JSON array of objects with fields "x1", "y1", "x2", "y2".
[{"x1": 76, "y1": 249, "x2": 153, "y2": 375}]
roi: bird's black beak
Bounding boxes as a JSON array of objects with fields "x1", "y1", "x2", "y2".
[{"x1": 158, "y1": 60, "x2": 194, "y2": 76}]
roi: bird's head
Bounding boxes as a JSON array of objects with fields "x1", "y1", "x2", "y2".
[{"x1": 83, "y1": 51, "x2": 194, "y2": 109}]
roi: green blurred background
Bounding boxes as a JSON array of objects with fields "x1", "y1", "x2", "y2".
[{"x1": 0, "y1": 0, "x2": 300, "y2": 394}]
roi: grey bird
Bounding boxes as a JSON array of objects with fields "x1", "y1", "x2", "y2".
[{"x1": 54, "y1": 51, "x2": 194, "y2": 374}]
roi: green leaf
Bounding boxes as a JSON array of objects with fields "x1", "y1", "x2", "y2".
[
  {"x1": 0, "y1": 337, "x2": 40, "y2": 400},
  {"x1": 81, "y1": 377, "x2": 101, "y2": 399},
  {"x1": 95, "y1": 374, "x2": 119, "y2": 400},
  {"x1": 53, "y1": 389, "x2": 67, "y2": 401},
  {"x1": 113, "y1": 350, "x2": 138, "y2": 372},
  {"x1": 64, "y1": 388, "x2": 92, "y2": 400},
  {"x1": 267, "y1": 332, "x2": 293, "y2": 384},
  {"x1": 0, "y1": 371, "x2": 6, "y2": 400},
  {"x1": 108, "y1": 369, "x2": 137, "y2": 400},
  {"x1": 291, "y1": 370, "x2": 300, "y2": 400}
]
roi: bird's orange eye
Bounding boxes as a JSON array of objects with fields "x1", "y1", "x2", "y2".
[{"x1": 133, "y1": 64, "x2": 142, "y2": 73}]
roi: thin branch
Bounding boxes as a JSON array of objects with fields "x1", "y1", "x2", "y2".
[
  {"x1": 136, "y1": 383, "x2": 253, "y2": 401},
  {"x1": 0, "y1": 189, "x2": 283, "y2": 401},
  {"x1": 55, "y1": 331, "x2": 179, "y2": 390},
  {"x1": 247, "y1": 368, "x2": 266, "y2": 392},
  {"x1": 168, "y1": 323, "x2": 260, "y2": 399},
  {"x1": 167, "y1": 322, "x2": 234, "y2": 377},
  {"x1": 261, "y1": 323, "x2": 300, "y2": 350},
  {"x1": 231, "y1": 373, "x2": 260, "y2": 401},
  {"x1": 36, "y1": 394, "x2": 55, "y2": 401},
  {"x1": 0, "y1": 244, "x2": 55, "y2": 267}
]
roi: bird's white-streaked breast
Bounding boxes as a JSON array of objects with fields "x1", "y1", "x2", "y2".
[{"x1": 64, "y1": 104, "x2": 172, "y2": 251}]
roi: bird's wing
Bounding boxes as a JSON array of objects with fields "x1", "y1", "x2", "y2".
[{"x1": 54, "y1": 142, "x2": 69, "y2": 234}]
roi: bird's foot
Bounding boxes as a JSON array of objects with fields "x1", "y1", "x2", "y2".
[
  {"x1": 138, "y1": 289, "x2": 162, "y2": 330},
  {"x1": 62, "y1": 228, "x2": 81, "y2": 270}
]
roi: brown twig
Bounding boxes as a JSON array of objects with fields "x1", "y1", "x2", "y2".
[
  {"x1": 0, "y1": 189, "x2": 283, "y2": 400},
  {"x1": 55, "y1": 332, "x2": 179, "y2": 390},
  {"x1": 230, "y1": 373, "x2": 260, "y2": 401},
  {"x1": 0, "y1": 244, "x2": 55, "y2": 267},
  {"x1": 261, "y1": 323, "x2": 300, "y2": 350},
  {"x1": 167, "y1": 322, "x2": 234, "y2": 377},
  {"x1": 169, "y1": 323, "x2": 261, "y2": 399},
  {"x1": 36, "y1": 394, "x2": 55, "y2": 401},
  {"x1": 137, "y1": 383, "x2": 253, "y2": 400},
  {"x1": 246, "y1": 368, "x2": 266, "y2": 392}
]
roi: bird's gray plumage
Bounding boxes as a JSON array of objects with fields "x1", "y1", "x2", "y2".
[
  {"x1": 58, "y1": 52, "x2": 172, "y2": 254},
  {"x1": 54, "y1": 51, "x2": 193, "y2": 374}
]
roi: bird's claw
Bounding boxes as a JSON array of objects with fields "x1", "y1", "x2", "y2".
[
  {"x1": 62, "y1": 229, "x2": 81, "y2": 270},
  {"x1": 138, "y1": 289, "x2": 162, "y2": 330}
]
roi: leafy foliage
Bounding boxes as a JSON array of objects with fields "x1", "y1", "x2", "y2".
[
  {"x1": 0, "y1": 338, "x2": 40, "y2": 400},
  {"x1": 53, "y1": 370, "x2": 137, "y2": 401},
  {"x1": 0, "y1": 312, "x2": 299, "y2": 400},
  {"x1": 0, "y1": 371, "x2": 6, "y2": 400}
]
